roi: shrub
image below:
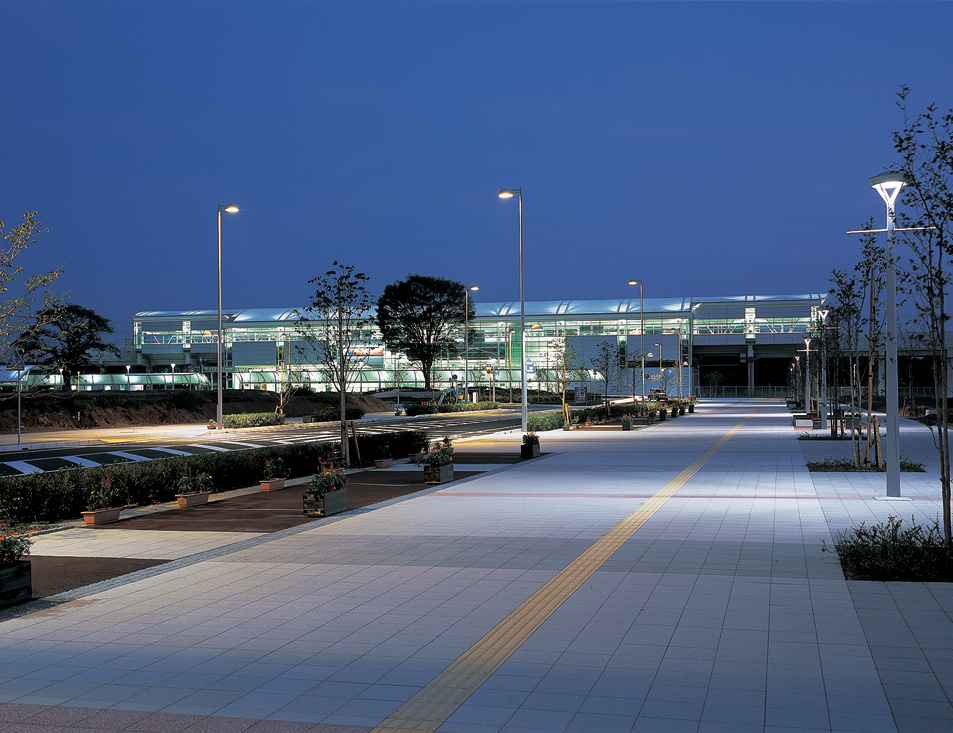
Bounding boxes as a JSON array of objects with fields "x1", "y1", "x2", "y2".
[
  {"x1": 222, "y1": 412, "x2": 286, "y2": 428},
  {"x1": 86, "y1": 475, "x2": 127, "y2": 510},
  {"x1": 832, "y1": 515, "x2": 953, "y2": 581},
  {"x1": 0, "y1": 523, "x2": 34, "y2": 564},
  {"x1": 527, "y1": 413, "x2": 563, "y2": 432},
  {"x1": 352, "y1": 430, "x2": 429, "y2": 464},
  {"x1": 806, "y1": 457, "x2": 925, "y2": 472},
  {"x1": 305, "y1": 408, "x2": 365, "y2": 422},
  {"x1": 406, "y1": 402, "x2": 499, "y2": 416},
  {"x1": 405, "y1": 404, "x2": 437, "y2": 416}
]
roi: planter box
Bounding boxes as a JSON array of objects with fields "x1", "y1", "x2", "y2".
[
  {"x1": 521, "y1": 443, "x2": 540, "y2": 459},
  {"x1": 374, "y1": 458, "x2": 393, "y2": 469},
  {"x1": 81, "y1": 507, "x2": 122, "y2": 526},
  {"x1": 423, "y1": 464, "x2": 454, "y2": 484},
  {"x1": 657, "y1": 411, "x2": 666, "y2": 421},
  {"x1": 409, "y1": 452, "x2": 426, "y2": 462},
  {"x1": 688, "y1": 404, "x2": 695, "y2": 413},
  {"x1": 0, "y1": 560, "x2": 31, "y2": 610},
  {"x1": 260, "y1": 478, "x2": 287, "y2": 492},
  {"x1": 622, "y1": 422, "x2": 632, "y2": 431},
  {"x1": 303, "y1": 487, "x2": 348, "y2": 517},
  {"x1": 176, "y1": 492, "x2": 211, "y2": 507}
]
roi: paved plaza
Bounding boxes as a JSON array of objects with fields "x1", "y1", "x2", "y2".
[{"x1": 1, "y1": 399, "x2": 952, "y2": 732}]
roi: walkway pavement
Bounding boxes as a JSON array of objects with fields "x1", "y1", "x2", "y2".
[{"x1": 1, "y1": 399, "x2": 952, "y2": 732}]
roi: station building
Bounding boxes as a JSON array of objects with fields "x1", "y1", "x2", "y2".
[{"x1": 129, "y1": 293, "x2": 827, "y2": 398}]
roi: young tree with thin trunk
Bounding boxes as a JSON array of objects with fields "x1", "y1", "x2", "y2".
[
  {"x1": 892, "y1": 86, "x2": 953, "y2": 542},
  {"x1": 294, "y1": 262, "x2": 372, "y2": 467},
  {"x1": 590, "y1": 340, "x2": 621, "y2": 415}
]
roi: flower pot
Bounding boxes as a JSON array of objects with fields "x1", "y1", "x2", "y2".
[
  {"x1": 81, "y1": 507, "x2": 122, "y2": 526},
  {"x1": 374, "y1": 458, "x2": 393, "y2": 469},
  {"x1": 562, "y1": 425, "x2": 572, "y2": 431},
  {"x1": 520, "y1": 443, "x2": 540, "y2": 459},
  {"x1": 0, "y1": 560, "x2": 31, "y2": 610},
  {"x1": 622, "y1": 422, "x2": 632, "y2": 431},
  {"x1": 657, "y1": 410, "x2": 666, "y2": 421},
  {"x1": 260, "y1": 478, "x2": 287, "y2": 492},
  {"x1": 176, "y1": 491, "x2": 211, "y2": 507},
  {"x1": 688, "y1": 404, "x2": 695, "y2": 413},
  {"x1": 423, "y1": 464, "x2": 454, "y2": 484},
  {"x1": 303, "y1": 487, "x2": 348, "y2": 517},
  {"x1": 409, "y1": 452, "x2": 426, "y2": 462}
]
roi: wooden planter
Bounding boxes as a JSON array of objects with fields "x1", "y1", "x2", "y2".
[
  {"x1": 176, "y1": 492, "x2": 211, "y2": 507},
  {"x1": 260, "y1": 478, "x2": 287, "y2": 492},
  {"x1": 303, "y1": 487, "x2": 348, "y2": 517},
  {"x1": 0, "y1": 560, "x2": 31, "y2": 610},
  {"x1": 622, "y1": 422, "x2": 632, "y2": 431},
  {"x1": 423, "y1": 464, "x2": 454, "y2": 484},
  {"x1": 521, "y1": 443, "x2": 540, "y2": 459},
  {"x1": 374, "y1": 458, "x2": 393, "y2": 469},
  {"x1": 81, "y1": 507, "x2": 122, "y2": 526}
]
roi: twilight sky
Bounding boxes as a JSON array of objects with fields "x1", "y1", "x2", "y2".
[{"x1": 2, "y1": 0, "x2": 951, "y2": 344}]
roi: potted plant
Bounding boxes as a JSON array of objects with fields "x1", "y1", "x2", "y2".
[
  {"x1": 521, "y1": 432, "x2": 540, "y2": 459},
  {"x1": 441, "y1": 436, "x2": 454, "y2": 455},
  {"x1": 303, "y1": 460, "x2": 348, "y2": 517},
  {"x1": 374, "y1": 443, "x2": 393, "y2": 469},
  {"x1": 621, "y1": 415, "x2": 632, "y2": 431},
  {"x1": 82, "y1": 476, "x2": 126, "y2": 525},
  {"x1": 421, "y1": 443, "x2": 454, "y2": 484},
  {"x1": 207, "y1": 419, "x2": 217, "y2": 430},
  {"x1": 0, "y1": 523, "x2": 34, "y2": 609},
  {"x1": 175, "y1": 468, "x2": 215, "y2": 507},
  {"x1": 260, "y1": 457, "x2": 288, "y2": 491}
]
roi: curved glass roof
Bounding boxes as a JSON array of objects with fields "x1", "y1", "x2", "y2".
[{"x1": 136, "y1": 294, "x2": 827, "y2": 322}]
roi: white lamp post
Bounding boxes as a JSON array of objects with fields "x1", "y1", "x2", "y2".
[
  {"x1": 802, "y1": 338, "x2": 812, "y2": 413},
  {"x1": 498, "y1": 187, "x2": 527, "y2": 432},
  {"x1": 628, "y1": 280, "x2": 645, "y2": 401},
  {"x1": 217, "y1": 203, "x2": 239, "y2": 430},
  {"x1": 654, "y1": 342, "x2": 663, "y2": 392},
  {"x1": 170, "y1": 363, "x2": 175, "y2": 391},
  {"x1": 464, "y1": 285, "x2": 478, "y2": 403},
  {"x1": 869, "y1": 172, "x2": 907, "y2": 498},
  {"x1": 125, "y1": 365, "x2": 131, "y2": 392}
]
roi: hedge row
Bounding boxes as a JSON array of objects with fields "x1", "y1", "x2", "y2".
[
  {"x1": 0, "y1": 429, "x2": 428, "y2": 525},
  {"x1": 305, "y1": 408, "x2": 365, "y2": 422},
  {"x1": 405, "y1": 401, "x2": 500, "y2": 416},
  {"x1": 220, "y1": 412, "x2": 286, "y2": 428},
  {"x1": 527, "y1": 402, "x2": 672, "y2": 432},
  {"x1": 351, "y1": 430, "x2": 429, "y2": 464}
]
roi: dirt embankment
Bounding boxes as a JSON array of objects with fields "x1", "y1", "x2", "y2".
[{"x1": 0, "y1": 390, "x2": 392, "y2": 434}]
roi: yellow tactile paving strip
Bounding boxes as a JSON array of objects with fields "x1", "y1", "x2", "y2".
[{"x1": 373, "y1": 409, "x2": 757, "y2": 732}]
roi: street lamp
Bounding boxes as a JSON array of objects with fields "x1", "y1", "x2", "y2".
[
  {"x1": 498, "y1": 187, "x2": 527, "y2": 432},
  {"x1": 654, "y1": 342, "x2": 663, "y2": 392},
  {"x1": 628, "y1": 280, "x2": 645, "y2": 401},
  {"x1": 217, "y1": 203, "x2": 239, "y2": 430},
  {"x1": 464, "y1": 285, "x2": 478, "y2": 403},
  {"x1": 870, "y1": 172, "x2": 907, "y2": 498},
  {"x1": 802, "y1": 338, "x2": 812, "y2": 413},
  {"x1": 125, "y1": 365, "x2": 130, "y2": 392},
  {"x1": 170, "y1": 363, "x2": 175, "y2": 391}
]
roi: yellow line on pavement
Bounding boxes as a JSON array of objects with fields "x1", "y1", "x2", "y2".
[{"x1": 373, "y1": 409, "x2": 757, "y2": 732}]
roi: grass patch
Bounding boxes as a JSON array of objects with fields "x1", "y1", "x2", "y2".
[
  {"x1": 806, "y1": 457, "x2": 925, "y2": 472},
  {"x1": 829, "y1": 515, "x2": 953, "y2": 581}
]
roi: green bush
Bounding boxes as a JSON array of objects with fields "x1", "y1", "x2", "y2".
[
  {"x1": 305, "y1": 408, "x2": 365, "y2": 422},
  {"x1": 806, "y1": 457, "x2": 925, "y2": 472},
  {"x1": 351, "y1": 430, "x2": 429, "y2": 464},
  {"x1": 832, "y1": 515, "x2": 953, "y2": 581},
  {"x1": 221, "y1": 412, "x2": 286, "y2": 428},
  {"x1": 404, "y1": 404, "x2": 437, "y2": 416},
  {"x1": 405, "y1": 402, "x2": 499, "y2": 416},
  {"x1": 0, "y1": 441, "x2": 340, "y2": 524},
  {"x1": 527, "y1": 413, "x2": 563, "y2": 432}
]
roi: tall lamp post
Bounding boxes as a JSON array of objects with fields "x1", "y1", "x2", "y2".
[
  {"x1": 498, "y1": 187, "x2": 527, "y2": 432},
  {"x1": 802, "y1": 338, "x2": 812, "y2": 413},
  {"x1": 464, "y1": 285, "x2": 478, "y2": 403},
  {"x1": 628, "y1": 280, "x2": 645, "y2": 401},
  {"x1": 870, "y1": 172, "x2": 907, "y2": 498},
  {"x1": 217, "y1": 203, "x2": 239, "y2": 430},
  {"x1": 654, "y1": 342, "x2": 663, "y2": 392},
  {"x1": 170, "y1": 363, "x2": 175, "y2": 391}
]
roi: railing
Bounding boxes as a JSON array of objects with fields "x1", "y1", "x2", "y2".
[{"x1": 695, "y1": 385, "x2": 791, "y2": 398}]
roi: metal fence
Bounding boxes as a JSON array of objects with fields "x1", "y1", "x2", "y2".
[{"x1": 695, "y1": 386, "x2": 791, "y2": 399}]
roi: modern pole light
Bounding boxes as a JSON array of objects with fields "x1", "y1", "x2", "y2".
[
  {"x1": 802, "y1": 338, "x2": 812, "y2": 414},
  {"x1": 628, "y1": 280, "x2": 645, "y2": 401},
  {"x1": 217, "y1": 203, "x2": 240, "y2": 430},
  {"x1": 869, "y1": 171, "x2": 908, "y2": 498},
  {"x1": 464, "y1": 285, "x2": 478, "y2": 402},
  {"x1": 498, "y1": 187, "x2": 527, "y2": 432}
]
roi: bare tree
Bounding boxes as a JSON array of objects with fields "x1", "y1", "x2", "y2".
[
  {"x1": 294, "y1": 262, "x2": 372, "y2": 466},
  {"x1": 590, "y1": 340, "x2": 621, "y2": 415}
]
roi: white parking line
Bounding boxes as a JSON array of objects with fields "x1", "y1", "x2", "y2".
[
  {"x1": 63, "y1": 456, "x2": 100, "y2": 468},
  {"x1": 108, "y1": 451, "x2": 151, "y2": 462},
  {"x1": 3, "y1": 461, "x2": 42, "y2": 474},
  {"x1": 150, "y1": 447, "x2": 194, "y2": 456}
]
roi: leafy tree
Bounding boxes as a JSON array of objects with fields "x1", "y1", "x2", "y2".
[
  {"x1": 19, "y1": 304, "x2": 120, "y2": 389},
  {"x1": 376, "y1": 275, "x2": 473, "y2": 392},
  {"x1": 294, "y1": 262, "x2": 372, "y2": 466},
  {"x1": 0, "y1": 211, "x2": 65, "y2": 368},
  {"x1": 892, "y1": 86, "x2": 953, "y2": 541}
]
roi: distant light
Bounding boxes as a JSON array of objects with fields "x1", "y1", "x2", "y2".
[
  {"x1": 469, "y1": 285, "x2": 479, "y2": 291},
  {"x1": 224, "y1": 204, "x2": 240, "y2": 213},
  {"x1": 498, "y1": 189, "x2": 514, "y2": 199},
  {"x1": 628, "y1": 280, "x2": 638, "y2": 286}
]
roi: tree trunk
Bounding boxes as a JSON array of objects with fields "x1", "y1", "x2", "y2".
[{"x1": 338, "y1": 310, "x2": 349, "y2": 467}]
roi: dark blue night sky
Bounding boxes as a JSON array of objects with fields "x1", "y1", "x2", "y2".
[{"x1": 2, "y1": 1, "x2": 951, "y2": 341}]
